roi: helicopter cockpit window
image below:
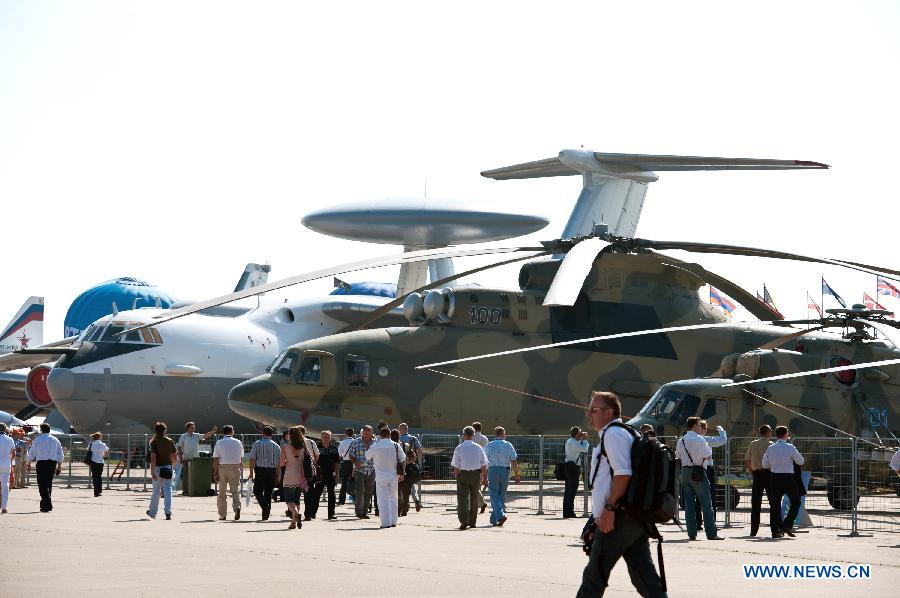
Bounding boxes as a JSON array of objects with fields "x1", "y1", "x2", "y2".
[
  {"x1": 294, "y1": 355, "x2": 321, "y2": 385},
  {"x1": 273, "y1": 351, "x2": 299, "y2": 376},
  {"x1": 644, "y1": 388, "x2": 701, "y2": 428},
  {"x1": 645, "y1": 389, "x2": 682, "y2": 418},
  {"x1": 670, "y1": 394, "x2": 701, "y2": 429},
  {"x1": 345, "y1": 356, "x2": 369, "y2": 388}
]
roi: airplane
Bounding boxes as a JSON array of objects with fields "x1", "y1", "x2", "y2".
[
  {"x1": 0, "y1": 265, "x2": 266, "y2": 423},
  {"x1": 43, "y1": 205, "x2": 550, "y2": 436},
  {"x1": 195, "y1": 150, "x2": 838, "y2": 433}
]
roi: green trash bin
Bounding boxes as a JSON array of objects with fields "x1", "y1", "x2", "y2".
[{"x1": 183, "y1": 457, "x2": 214, "y2": 496}]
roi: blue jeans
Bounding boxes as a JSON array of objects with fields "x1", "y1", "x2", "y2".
[
  {"x1": 487, "y1": 466, "x2": 510, "y2": 525},
  {"x1": 148, "y1": 467, "x2": 173, "y2": 516},
  {"x1": 680, "y1": 467, "x2": 717, "y2": 539},
  {"x1": 173, "y1": 461, "x2": 183, "y2": 491}
]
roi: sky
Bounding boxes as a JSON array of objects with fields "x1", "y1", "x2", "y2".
[{"x1": 1, "y1": 1, "x2": 899, "y2": 339}]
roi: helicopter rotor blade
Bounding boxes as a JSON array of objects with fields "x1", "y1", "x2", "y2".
[
  {"x1": 755, "y1": 326, "x2": 828, "y2": 351},
  {"x1": 622, "y1": 237, "x2": 900, "y2": 283},
  {"x1": 338, "y1": 250, "x2": 553, "y2": 333},
  {"x1": 722, "y1": 357, "x2": 900, "y2": 387},
  {"x1": 660, "y1": 260, "x2": 784, "y2": 322},
  {"x1": 861, "y1": 319, "x2": 900, "y2": 349},
  {"x1": 119, "y1": 245, "x2": 545, "y2": 335},
  {"x1": 542, "y1": 237, "x2": 607, "y2": 307}
]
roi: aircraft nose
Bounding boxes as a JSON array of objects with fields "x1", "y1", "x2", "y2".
[
  {"x1": 227, "y1": 377, "x2": 282, "y2": 423},
  {"x1": 46, "y1": 368, "x2": 75, "y2": 400}
]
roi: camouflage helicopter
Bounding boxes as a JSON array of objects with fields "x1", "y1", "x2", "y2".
[
  {"x1": 223, "y1": 230, "x2": 900, "y2": 440},
  {"x1": 626, "y1": 305, "x2": 900, "y2": 509}
]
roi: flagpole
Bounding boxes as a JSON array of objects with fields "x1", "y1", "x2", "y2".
[{"x1": 820, "y1": 273, "x2": 824, "y2": 317}]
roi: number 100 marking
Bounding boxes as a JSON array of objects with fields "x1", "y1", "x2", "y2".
[{"x1": 470, "y1": 306, "x2": 502, "y2": 326}]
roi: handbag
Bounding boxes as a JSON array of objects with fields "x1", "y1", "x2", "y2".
[
  {"x1": 680, "y1": 438, "x2": 705, "y2": 482},
  {"x1": 82, "y1": 441, "x2": 94, "y2": 466},
  {"x1": 554, "y1": 461, "x2": 566, "y2": 481}
]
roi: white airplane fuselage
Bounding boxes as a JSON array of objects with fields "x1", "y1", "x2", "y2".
[{"x1": 45, "y1": 295, "x2": 398, "y2": 435}]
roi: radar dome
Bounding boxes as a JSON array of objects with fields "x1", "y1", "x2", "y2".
[{"x1": 63, "y1": 277, "x2": 178, "y2": 337}]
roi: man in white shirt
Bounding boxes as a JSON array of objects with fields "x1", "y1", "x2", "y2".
[
  {"x1": 563, "y1": 426, "x2": 590, "y2": 518},
  {"x1": 175, "y1": 422, "x2": 216, "y2": 492},
  {"x1": 364, "y1": 427, "x2": 405, "y2": 528},
  {"x1": 674, "y1": 417, "x2": 722, "y2": 541},
  {"x1": 27, "y1": 422, "x2": 64, "y2": 512},
  {"x1": 451, "y1": 426, "x2": 488, "y2": 530},
  {"x1": 87, "y1": 432, "x2": 110, "y2": 497},
  {"x1": 694, "y1": 420, "x2": 727, "y2": 526},
  {"x1": 761, "y1": 425, "x2": 804, "y2": 538},
  {"x1": 0, "y1": 423, "x2": 15, "y2": 513},
  {"x1": 337, "y1": 427, "x2": 356, "y2": 505},
  {"x1": 578, "y1": 391, "x2": 666, "y2": 598},
  {"x1": 213, "y1": 425, "x2": 245, "y2": 521}
]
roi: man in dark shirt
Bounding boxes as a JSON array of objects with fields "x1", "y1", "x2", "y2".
[
  {"x1": 147, "y1": 421, "x2": 177, "y2": 520},
  {"x1": 308, "y1": 430, "x2": 341, "y2": 520}
]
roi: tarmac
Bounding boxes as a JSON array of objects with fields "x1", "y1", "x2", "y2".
[{"x1": 3, "y1": 485, "x2": 899, "y2": 596}]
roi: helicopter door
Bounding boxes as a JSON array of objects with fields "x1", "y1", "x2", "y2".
[{"x1": 699, "y1": 397, "x2": 729, "y2": 429}]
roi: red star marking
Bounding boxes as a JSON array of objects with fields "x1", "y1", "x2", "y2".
[{"x1": 18, "y1": 332, "x2": 30, "y2": 349}]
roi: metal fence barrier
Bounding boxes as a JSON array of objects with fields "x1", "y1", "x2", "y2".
[{"x1": 16, "y1": 432, "x2": 900, "y2": 534}]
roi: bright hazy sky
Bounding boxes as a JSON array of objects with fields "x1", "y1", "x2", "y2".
[{"x1": 2, "y1": 1, "x2": 899, "y2": 339}]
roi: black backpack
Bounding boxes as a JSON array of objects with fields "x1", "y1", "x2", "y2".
[{"x1": 596, "y1": 422, "x2": 677, "y2": 525}]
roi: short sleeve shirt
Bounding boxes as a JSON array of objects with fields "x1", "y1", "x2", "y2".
[
  {"x1": 0, "y1": 435, "x2": 15, "y2": 469},
  {"x1": 745, "y1": 438, "x2": 771, "y2": 471},
  {"x1": 89, "y1": 441, "x2": 109, "y2": 464},
  {"x1": 150, "y1": 436, "x2": 177, "y2": 467},
  {"x1": 590, "y1": 420, "x2": 634, "y2": 519},
  {"x1": 484, "y1": 439, "x2": 517, "y2": 468}
]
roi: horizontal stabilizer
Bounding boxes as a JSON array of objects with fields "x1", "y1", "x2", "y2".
[
  {"x1": 481, "y1": 150, "x2": 829, "y2": 181},
  {"x1": 481, "y1": 149, "x2": 828, "y2": 239}
]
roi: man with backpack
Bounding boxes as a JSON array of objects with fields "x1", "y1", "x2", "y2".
[{"x1": 578, "y1": 391, "x2": 667, "y2": 597}]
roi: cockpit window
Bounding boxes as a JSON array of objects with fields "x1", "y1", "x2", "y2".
[
  {"x1": 87, "y1": 326, "x2": 105, "y2": 342},
  {"x1": 99, "y1": 326, "x2": 125, "y2": 342},
  {"x1": 294, "y1": 355, "x2": 321, "y2": 385},
  {"x1": 273, "y1": 351, "x2": 299, "y2": 376},
  {"x1": 122, "y1": 327, "x2": 143, "y2": 343},
  {"x1": 643, "y1": 388, "x2": 701, "y2": 429},
  {"x1": 345, "y1": 356, "x2": 369, "y2": 388}
]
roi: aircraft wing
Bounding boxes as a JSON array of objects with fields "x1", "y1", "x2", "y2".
[
  {"x1": 0, "y1": 335, "x2": 78, "y2": 373},
  {"x1": 0, "y1": 371, "x2": 25, "y2": 397}
]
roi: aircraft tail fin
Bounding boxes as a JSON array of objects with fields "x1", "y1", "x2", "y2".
[
  {"x1": 0, "y1": 296, "x2": 44, "y2": 354},
  {"x1": 481, "y1": 149, "x2": 828, "y2": 239},
  {"x1": 233, "y1": 264, "x2": 272, "y2": 292}
]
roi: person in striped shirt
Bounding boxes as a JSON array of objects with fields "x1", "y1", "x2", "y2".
[{"x1": 248, "y1": 426, "x2": 281, "y2": 521}]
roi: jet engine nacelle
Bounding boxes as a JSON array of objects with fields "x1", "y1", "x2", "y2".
[{"x1": 25, "y1": 365, "x2": 54, "y2": 409}]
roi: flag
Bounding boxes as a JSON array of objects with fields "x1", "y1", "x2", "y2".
[
  {"x1": 877, "y1": 276, "x2": 900, "y2": 298},
  {"x1": 807, "y1": 292, "x2": 823, "y2": 317},
  {"x1": 822, "y1": 278, "x2": 847, "y2": 308},
  {"x1": 760, "y1": 284, "x2": 784, "y2": 318},
  {"x1": 709, "y1": 286, "x2": 736, "y2": 313},
  {"x1": 863, "y1": 292, "x2": 887, "y2": 310},
  {"x1": 756, "y1": 291, "x2": 764, "y2": 302}
]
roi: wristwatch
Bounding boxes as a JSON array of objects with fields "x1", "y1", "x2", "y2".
[{"x1": 604, "y1": 503, "x2": 618, "y2": 512}]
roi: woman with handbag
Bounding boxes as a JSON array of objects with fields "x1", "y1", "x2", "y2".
[
  {"x1": 86, "y1": 432, "x2": 109, "y2": 497},
  {"x1": 277, "y1": 426, "x2": 311, "y2": 530}
]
